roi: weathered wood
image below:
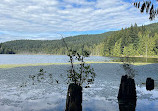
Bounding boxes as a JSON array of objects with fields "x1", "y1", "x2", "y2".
[
  {"x1": 118, "y1": 75, "x2": 137, "y2": 100},
  {"x1": 146, "y1": 78, "x2": 154, "y2": 91},
  {"x1": 65, "y1": 83, "x2": 82, "y2": 111}
]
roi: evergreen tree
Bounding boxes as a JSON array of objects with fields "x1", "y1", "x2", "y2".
[
  {"x1": 123, "y1": 44, "x2": 135, "y2": 56},
  {"x1": 113, "y1": 39, "x2": 122, "y2": 56}
]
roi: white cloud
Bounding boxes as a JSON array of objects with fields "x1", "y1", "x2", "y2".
[
  {"x1": 63, "y1": 0, "x2": 95, "y2": 6},
  {"x1": 0, "y1": 0, "x2": 157, "y2": 42}
]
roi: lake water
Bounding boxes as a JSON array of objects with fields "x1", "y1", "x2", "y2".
[
  {"x1": 0, "y1": 54, "x2": 158, "y2": 64},
  {"x1": 0, "y1": 55, "x2": 158, "y2": 111},
  {"x1": 0, "y1": 55, "x2": 110, "y2": 64}
]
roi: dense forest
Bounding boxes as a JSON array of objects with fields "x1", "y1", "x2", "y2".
[
  {"x1": 98, "y1": 23, "x2": 158, "y2": 57},
  {"x1": 0, "y1": 44, "x2": 15, "y2": 54},
  {"x1": 2, "y1": 31, "x2": 113, "y2": 55},
  {"x1": 1, "y1": 22, "x2": 158, "y2": 57}
]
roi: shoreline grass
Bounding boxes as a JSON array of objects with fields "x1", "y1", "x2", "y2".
[
  {"x1": 3, "y1": 54, "x2": 158, "y2": 58},
  {"x1": 0, "y1": 62, "x2": 155, "y2": 69},
  {"x1": 0, "y1": 63, "x2": 70, "y2": 69}
]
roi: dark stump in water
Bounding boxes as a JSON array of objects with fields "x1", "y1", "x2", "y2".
[
  {"x1": 118, "y1": 99, "x2": 136, "y2": 111},
  {"x1": 146, "y1": 78, "x2": 154, "y2": 91},
  {"x1": 118, "y1": 75, "x2": 137, "y2": 111},
  {"x1": 118, "y1": 75, "x2": 137, "y2": 100},
  {"x1": 65, "y1": 83, "x2": 82, "y2": 111}
]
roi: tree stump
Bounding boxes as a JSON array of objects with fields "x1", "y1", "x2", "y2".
[
  {"x1": 118, "y1": 75, "x2": 137, "y2": 100},
  {"x1": 118, "y1": 99, "x2": 136, "y2": 111},
  {"x1": 65, "y1": 83, "x2": 82, "y2": 111},
  {"x1": 146, "y1": 78, "x2": 154, "y2": 91}
]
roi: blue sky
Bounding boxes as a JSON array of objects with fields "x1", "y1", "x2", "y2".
[{"x1": 0, "y1": 0, "x2": 157, "y2": 42}]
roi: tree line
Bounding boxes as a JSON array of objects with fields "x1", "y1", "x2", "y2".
[
  {"x1": 95, "y1": 23, "x2": 158, "y2": 57},
  {"x1": 0, "y1": 43, "x2": 15, "y2": 54},
  {"x1": 2, "y1": 32, "x2": 112, "y2": 55},
  {"x1": 1, "y1": 23, "x2": 158, "y2": 57}
]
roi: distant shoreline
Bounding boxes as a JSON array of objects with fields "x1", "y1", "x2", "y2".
[{"x1": 1, "y1": 54, "x2": 158, "y2": 58}]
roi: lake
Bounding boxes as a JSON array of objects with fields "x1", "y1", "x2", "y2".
[
  {"x1": 0, "y1": 54, "x2": 158, "y2": 64},
  {"x1": 0, "y1": 55, "x2": 158, "y2": 111}
]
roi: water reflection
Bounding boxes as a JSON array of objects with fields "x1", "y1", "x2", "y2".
[
  {"x1": 0, "y1": 62, "x2": 158, "y2": 110},
  {"x1": 64, "y1": 74, "x2": 156, "y2": 111},
  {"x1": 118, "y1": 99, "x2": 136, "y2": 111},
  {"x1": 112, "y1": 57, "x2": 158, "y2": 63}
]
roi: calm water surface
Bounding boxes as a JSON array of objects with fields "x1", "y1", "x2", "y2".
[
  {"x1": 0, "y1": 55, "x2": 157, "y2": 111},
  {"x1": 0, "y1": 55, "x2": 110, "y2": 64},
  {"x1": 0, "y1": 54, "x2": 158, "y2": 64}
]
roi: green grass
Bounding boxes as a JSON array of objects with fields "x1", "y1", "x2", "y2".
[
  {"x1": 0, "y1": 61, "x2": 154, "y2": 69},
  {"x1": 0, "y1": 63, "x2": 70, "y2": 69},
  {"x1": 86, "y1": 61, "x2": 153, "y2": 66},
  {"x1": 132, "y1": 62, "x2": 153, "y2": 66}
]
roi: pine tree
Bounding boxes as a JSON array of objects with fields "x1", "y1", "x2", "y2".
[{"x1": 113, "y1": 39, "x2": 122, "y2": 56}]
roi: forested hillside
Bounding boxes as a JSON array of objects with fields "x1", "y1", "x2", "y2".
[
  {"x1": 97, "y1": 23, "x2": 158, "y2": 57},
  {"x1": 2, "y1": 23, "x2": 158, "y2": 57},
  {"x1": 2, "y1": 32, "x2": 113, "y2": 55},
  {"x1": 0, "y1": 44, "x2": 15, "y2": 54}
]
